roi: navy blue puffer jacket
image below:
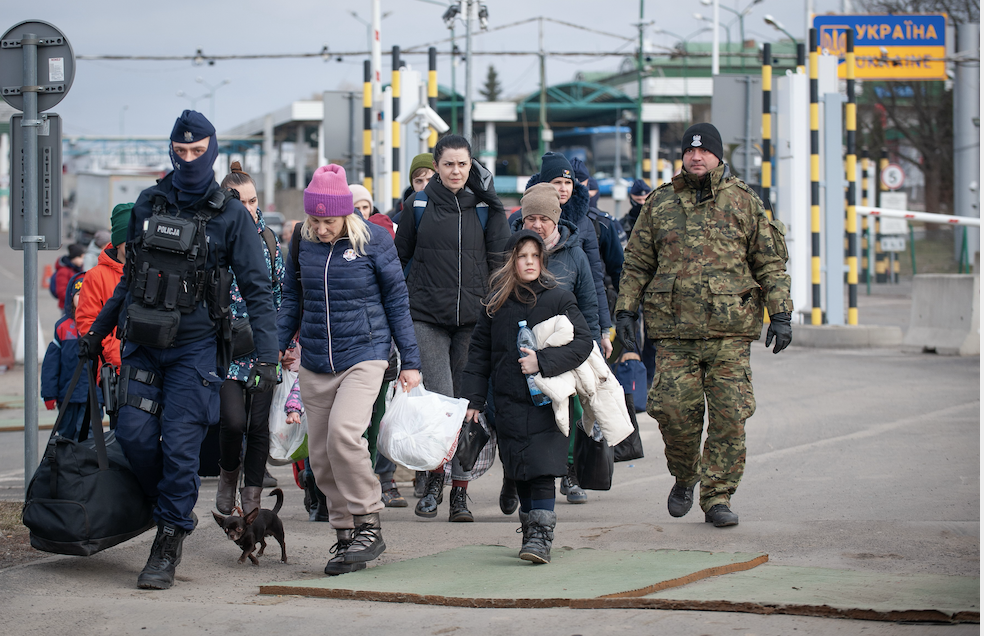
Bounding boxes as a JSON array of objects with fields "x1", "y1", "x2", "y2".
[{"x1": 277, "y1": 219, "x2": 421, "y2": 375}]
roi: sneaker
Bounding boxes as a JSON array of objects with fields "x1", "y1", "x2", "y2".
[
  {"x1": 704, "y1": 504, "x2": 739, "y2": 527},
  {"x1": 380, "y1": 480, "x2": 408, "y2": 508},
  {"x1": 561, "y1": 465, "x2": 587, "y2": 504}
]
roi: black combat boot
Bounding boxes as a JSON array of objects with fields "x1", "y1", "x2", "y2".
[
  {"x1": 137, "y1": 522, "x2": 188, "y2": 589},
  {"x1": 519, "y1": 509, "x2": 556, "y2": 565},
  {"x1": 414, "y1": 471, "x2": 445, "y2": 518},
  {"x1": 324, "y1": 528, "x2": 367, "y2": 575},
  {"x1": 668, "y1": 479, "x2": 699, "y2": 518},
  {"x1": 704, "y1": 504, "x2": 739, "y2": 527},
  {"x1": 342, "y1": 513, "x2": 385, "y2": 563},
  {"x1": 311, "y1": 486, "x2": 330, "y2": 522},
  {"x1": 448, "y1": 486, "x2": 474, "y2": 522}
]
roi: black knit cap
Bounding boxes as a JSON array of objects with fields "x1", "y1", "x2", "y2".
[
  {"x1": 681, "y1": 122, "x2": 723, "y2": 163},
  {"x1": 539, "y1": 151, "x2": 575, "y2": 183}
]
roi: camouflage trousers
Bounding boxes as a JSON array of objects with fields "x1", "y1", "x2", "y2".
[{"x1": 647, "y1": 337, "x2": 756, "y2": 511}]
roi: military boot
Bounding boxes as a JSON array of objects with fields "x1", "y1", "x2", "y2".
[
  {"x1": 414, "y1": 471, "x2": 445, "y2": 518},
  {"x1": 215, "y1": 466, "x2": 240, "y2": 515},
  {"x1": 448, "y1": 486, "x2": 474, "y2": 522},
  {"x1": 342, "y1": 513, "x2": 385, "y2": 563},
  {"x1": 137, "y1": 522, "x2": 188, "y2": 589},
  {"x1": 324, "y1": 528, "x2": 367, "y2": 575},
  {"x1": 499, "y1": 477, "x2": 519, "y2": 515},
  {"x1": 668, "y1": 479, "x2": 699, "y2": 518},
  {"x1": 519, "y1": 509, "x2": 556, "y2": 565}
]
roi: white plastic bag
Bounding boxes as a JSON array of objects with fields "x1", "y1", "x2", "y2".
[
  {"x1": 268, "y1": 369, "x2": 308, "y2": 465},
  {"x1": 378, "y1": 384, "x2": 468, "y2": 471}
]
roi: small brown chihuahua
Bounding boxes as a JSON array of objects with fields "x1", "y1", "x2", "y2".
[{"x1": 213, "y1": 488, "x2": 287, "y2": 565}]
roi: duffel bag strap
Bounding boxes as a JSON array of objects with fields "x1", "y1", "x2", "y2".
[
  {"x1": 50, "y1": 358, "x2": 87, "y2": 441},
  {"x1": 86, "y1": 361, "x2": 110, "y2": 471}
]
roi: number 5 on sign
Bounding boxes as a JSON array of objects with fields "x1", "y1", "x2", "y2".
[{"x1": 881, "y1": 164, "x2": 905, "y2": 190}]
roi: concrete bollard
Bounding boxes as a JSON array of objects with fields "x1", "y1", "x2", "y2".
[{"x1": 903, "y1": 274, "x2": 980, "y2": 356}]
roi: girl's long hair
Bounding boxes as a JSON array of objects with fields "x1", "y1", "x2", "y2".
[
  {"x1": 301, "y1": 213, "x2": 372, "y2": 256},
  {"x1": 485, "y1": 236, "x2": 556, "y2": 316}
]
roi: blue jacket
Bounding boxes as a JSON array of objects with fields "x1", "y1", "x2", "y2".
[
  {"x1": 91, "y1": 173, "x2": 279, "y2": 363},
  {"x1": 277, "y1": 218, "x2": 421, "y2": 375},
  {"x1": 518, "y1": 175, "x2": 612, "y2": 331},
  {"x1": 509, "y1": 216, "x2": 600, "y2": 342},
  {"x1": 41, "y1": 316, "x2": 89, "y2": 404}
]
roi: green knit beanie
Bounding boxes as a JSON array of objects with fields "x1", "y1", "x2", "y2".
[
  {"x1": 110, "y1": 203, "x2": 134, "y2": 247},
  {"x1": 408, "y1": 153, "x2": 435, "y2": 186}
]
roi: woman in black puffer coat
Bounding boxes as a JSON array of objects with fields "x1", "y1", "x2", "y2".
[{"x1": 462, "y1": 230, "x2": 593, "y2": 565}]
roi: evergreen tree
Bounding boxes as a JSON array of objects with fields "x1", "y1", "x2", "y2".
[{"x1": 479, "y1": 65, "x2": 502, "y2": 101}]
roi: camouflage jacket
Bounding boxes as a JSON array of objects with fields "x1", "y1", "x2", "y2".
[{"x1": 615, "y1": 163, "x2": 792, "y2": 340}]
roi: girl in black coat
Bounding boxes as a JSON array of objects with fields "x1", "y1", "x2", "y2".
[{"x1": 461, "y1": 230, "x2": 593, "y2": 564}]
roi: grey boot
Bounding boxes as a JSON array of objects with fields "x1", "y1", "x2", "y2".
[
  {"x1": 324, "y1": 528, "x2": 367, "y2": 575},
  {"x1": 342, "y1": 513, "x2": 386, "y2": 563},
  {"x1": 240, "y1": 486, "x2": 262, "y2": 517},
  {"x1": 215, "y1": 467, "x2": 240, "y2": 515},
  {"x1": 519, "y1": 509, "x2": 556, "y2": 565},
  {"x1": 516, "y1": 511, "x2": 530, "y2": 557}
]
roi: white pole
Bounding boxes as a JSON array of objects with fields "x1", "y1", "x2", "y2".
[
  {"x1": 712, "y1": 0, "x2": 721, "y2": 75},
  {"x1": 857, "y1": 206, "x2": 982, "y2": 226},
  {"x1": 0, "y1": 132, "x2": 8, "y2": 232},
  {"x1": 464, "y1": 0, "x2": 474, "y2": 142}
]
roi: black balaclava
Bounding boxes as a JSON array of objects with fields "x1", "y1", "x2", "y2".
[{"x1": 169, "y1": 110, "x2": 218, "y2": 199}]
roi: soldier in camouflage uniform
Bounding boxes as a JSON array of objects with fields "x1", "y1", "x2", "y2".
[{"x1": 614, "y1": 123, "x2": 793, "y2": 527}]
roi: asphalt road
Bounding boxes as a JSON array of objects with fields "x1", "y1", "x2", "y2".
[{"x1": 0, "y1": 234, "x2": 978, "y2": 635}]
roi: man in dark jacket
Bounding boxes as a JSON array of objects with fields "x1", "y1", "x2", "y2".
[
  {"x1": 80, "y1": 110, "x2": 279, "y2": 590},
  {"x1": 570, "y1": 157, "x2": 624, "y2": 304},
  {"x1": 620, "y1": 178, "x2": 653, "y2": 236}
]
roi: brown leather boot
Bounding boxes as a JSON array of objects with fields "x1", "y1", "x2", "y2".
[
  {"x1": 215, "y1": 467, "x2": 240, "y2": 515},
  {"x1": 240, "y1": 486, "x2": 262, "y2": 517}
]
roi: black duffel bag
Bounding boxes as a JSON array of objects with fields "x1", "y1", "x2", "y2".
[{"x1": 23, "y1": 360, "x2": 156, "y2": 556}]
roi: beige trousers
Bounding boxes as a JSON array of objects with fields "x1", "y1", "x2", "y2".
[{"x1": 299, "y1": 360, "x2": 388, "y2": 528}]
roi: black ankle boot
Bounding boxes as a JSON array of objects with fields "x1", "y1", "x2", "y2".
[
  {"x1": 414, "y1": 471, "x2": 444, "y2": 518},
  {"x1": 448, "y1": 486, "x2": 474, "y2": 522},
  {"x1": 342, "y1": 513, "x2": 385, "y2": 563},
  {"x1": 499, "y1": 477, "x2": 519, "y2": 515},
  {"x1": 312, "y1": 486, "x2": 330, "y2": 522},
  {"x1": 137, "y1": 522, "x2": 188, "y2": 589},
  {"x1": 324, "y1": 528, "x2": 367, "y2": 575}
]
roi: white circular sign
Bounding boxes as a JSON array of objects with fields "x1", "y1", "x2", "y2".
[{"x1": 881, "y1": 163, "x2": 905, "y2": 190}]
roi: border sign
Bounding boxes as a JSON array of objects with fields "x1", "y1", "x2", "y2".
[{"x1": 813, "y1": 14, "x2": 947, "y2": 81}]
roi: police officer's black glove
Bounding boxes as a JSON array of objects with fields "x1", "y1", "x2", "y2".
[
  {"x1": 78, "y1": 331, "x2": 106, "y2": 361},
  {"x1": 765, "y1": 312, "x2": 792, "y2": 354},
  {"x1": 247, "y1": 362, "x2": 279, "y2": 394},
  {"x1": 614, "y1": 310, "x2": 639, "y2": 354}
]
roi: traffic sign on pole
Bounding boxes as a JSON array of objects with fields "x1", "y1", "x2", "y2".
[
  {"x1": 0, "y1": 20, "x2": 75, "y2": 112},
  {"x1": 813, "y1": 14, "x2": 946, "y2": 81},
  {"x1": 880, "y1": 163, "x2": 905, "y2": 190}
]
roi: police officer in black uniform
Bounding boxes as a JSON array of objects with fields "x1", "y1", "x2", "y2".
[{"x1": 79, "y1": 111, "x2": 279, "y2": 590}]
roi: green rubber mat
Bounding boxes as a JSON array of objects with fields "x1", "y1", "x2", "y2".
[
  {"x1": 261, "y1": 545, "x2": 768, "y2": 607},
  {"x1": 602, "y1": 564, "x2": 978, "y2": 623}
]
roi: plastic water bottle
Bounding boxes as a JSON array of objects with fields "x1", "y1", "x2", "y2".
[{"x1": 518, "y1": 320, "x2": 551, "y2": 406}]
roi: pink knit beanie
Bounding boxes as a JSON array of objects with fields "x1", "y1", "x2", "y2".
[{"x1": 304, "y1": 164, "x2": 354, "y2": 217}]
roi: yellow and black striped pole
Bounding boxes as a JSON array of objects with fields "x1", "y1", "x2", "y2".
[
  {"x1": 876, "y1": 149, "x2": 888, "y2": 283},
  {"x1": 796, "y1": 42, "x2": 806, "y2": 75},
  {"x1": 363, "y1": 60, "x2": 373, "y2": 192},
  {"x1": 673, "y1": 158, "x2": 682, "y2": 176},
  {"x1": 861, "y1": 147, "x2": 870, "y2": 286},
  {"x1": 761, "y1": 42, "x2": 773, "y2": 221},
  {"x1": 656, "y1": 158, "x2": 665, "y2": 186},
  {"x1": 428, "y1": 47, "x2": 438, "y2": 151},
  {"x1": 845, "y1": 31, "x2": 858, "y2": 325},
  {"x1": 391, "y1": 46, "x2": 402, "y2": 211},
  {"x1": 809, "y1": 28, "x2": 822, "y2": 325}
]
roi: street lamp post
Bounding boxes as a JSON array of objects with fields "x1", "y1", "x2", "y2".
[
  {"x1": 701, "y1": 0, "x2": 763, "y2": 71},
  {"x1": 176, "y1": 89, "x2": 205, "y2": 111},
  {"x1": 695, "y1": 12, "x2": 733, "y2": 67},
  {"x1": 764, "y1": 14, "x2": 798, "y2": 44},
  {"x1": 195, "y1": 76, "x2": 231, "y2": 123}
]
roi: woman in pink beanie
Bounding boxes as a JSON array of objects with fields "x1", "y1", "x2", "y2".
[{"x1": 277, "y1": 164, "x2": 422, "y2": 575}]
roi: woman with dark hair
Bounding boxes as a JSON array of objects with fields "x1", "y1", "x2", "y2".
[
  {"x1": 461, "y1": 230, "x2": 593, "y2": 563},
  {"x1": 394, "y1": 134, "x2": 510, "y2": 522},
  {"x1": 214, "y1": 162, "x2": 286, "y2": 516}
]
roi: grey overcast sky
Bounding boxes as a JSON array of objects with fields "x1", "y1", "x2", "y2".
[{"x1": 3, "y1": 0, "x2": 841, "y2": 137}]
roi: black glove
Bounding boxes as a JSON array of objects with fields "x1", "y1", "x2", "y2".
[
  {"x1": 614, "y1": 310, "x2": 639, "y2": 354},
  {"x1": 247, "y1": 362, "x2": 279, "y2": 394},
  {"x1": 78, "y1": 331, "x2": 106, "y2": 361},
  {"x1": 765, "y1": 312, "x2": 792, "y2": 354}
]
